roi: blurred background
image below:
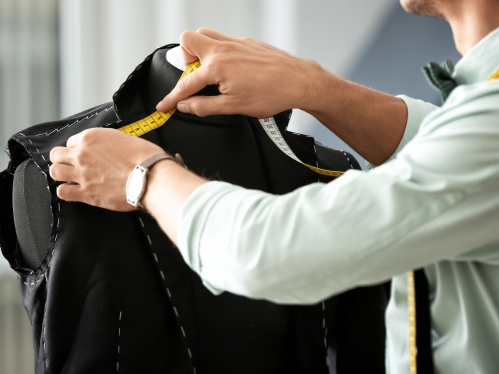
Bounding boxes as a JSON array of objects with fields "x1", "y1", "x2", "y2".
[{"x1": 0, "y1": 0, "x2": 459, "y2": 372}]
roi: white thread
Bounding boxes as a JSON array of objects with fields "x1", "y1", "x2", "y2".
[
  {"x1": 41, "y1": 155, "x2": 46, "y2": 161},
  {"x1": 33, "y1": 107, "x2": 112, "y2": 137},
  {"x1": 117, "y1": 311, "x2": 122, "y2": 372},
  {"x1": 341, "y1": 151, "x2": 354, "y2": 169},
  {"x1": 313, "y1": 144, "x2": 320, "y2": 182},
  {"x1": 28, "y1": 139, "x2": 32, "y2": 144},
  {"x1": 139, "y1": 212, "x2": 196, "y2": 368},
  {"x1": 36, "y1": 148, "x2": 40, "y2": 152}
]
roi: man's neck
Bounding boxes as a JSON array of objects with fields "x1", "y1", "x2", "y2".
[{"x1": 445, "y1": 0, "x2": 499, "y2": 55}]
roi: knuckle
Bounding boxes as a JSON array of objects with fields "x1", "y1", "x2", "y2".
[
  {"x1": 190, "y1": 101, "x2": 204, "y2": 117},
  {"x1": 176, "y1": 78, "x2": 189, "y2": 94},
  {"x1": 215, "y1": 41, "x2": 234, "y2": 54},
  {"x1": 180, "y1": 30, "x2": 194, "y2": 44},
  {"x1": 196, "y1": 27, "x2": 210, "y2": 35}
]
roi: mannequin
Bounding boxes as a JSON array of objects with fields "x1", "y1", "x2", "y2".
[{"x1": 1, "y1": 44, "x2": 387, "y2": 373}]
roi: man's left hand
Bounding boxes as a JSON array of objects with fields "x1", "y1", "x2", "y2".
[{"x1": 49, "y1": 128, "x2": 164, "y2": 211}]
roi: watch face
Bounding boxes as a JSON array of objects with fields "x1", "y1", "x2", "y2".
[{"x1": 126, "y1": 167, "x2": 146, "y2": 203}]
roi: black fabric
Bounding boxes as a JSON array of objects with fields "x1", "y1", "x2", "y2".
[
  {"x1": 415, "y1": 269, "x2": 434, "y2": 374},
  {"x1": 13, "y1": 159, "x2": 52, "y2": 269},
  {"x1": 0, "y1": 44, "x2": 387, "y2": 374}
]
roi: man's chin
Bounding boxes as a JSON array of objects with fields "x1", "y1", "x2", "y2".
[{"x1": 400, "y1": 0, "x2": 444, "y2": 18}]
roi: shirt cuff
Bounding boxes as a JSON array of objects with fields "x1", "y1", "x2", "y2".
[{"x1": 366, "y1": 95, "x2": 438, "y2": 170}]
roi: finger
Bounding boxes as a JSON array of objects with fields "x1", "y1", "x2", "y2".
[
  {"x1": 196, "y1": 27, "x2": 235, "y2": 42},
  {"x1": 156, "y1": 69, "x2": 215, "y2": 112},
  {"x1": 57, "y1": 183, "x2": 82, "y2": 202},
  {"x1": 49, "y1": 163, "x2": 77, "y2": 183},
  {"x1": 66, "y1": 132, "x2": 83, "y2": 148},
  {"x1": 177, "y1": 95, "x2": 236, "y2": 117},
  {"x1": 179, "y1": 30, "x2": 220, "y2": 64},
  {"x1": 50, "y1": 146, "x2": 76, "y2": 165}
]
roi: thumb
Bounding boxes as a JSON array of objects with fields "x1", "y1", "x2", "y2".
[{"x1": 177, "y1": 95, "x2": 234, "y2": 117}]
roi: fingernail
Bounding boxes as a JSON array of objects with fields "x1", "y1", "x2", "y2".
[
  {"x1": 178, "y1": 103, "x2": 190, "y2": 113},
  {"x1": 156, "y1": 101, "x2": 163, "y2": 109}
]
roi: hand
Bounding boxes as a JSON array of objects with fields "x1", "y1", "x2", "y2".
[
  {"x1": 49, "y1": 128, "x2": 164, "y2": 211},
  {"x1": 156, "y1": 28, "x2": 323, "y2": 118}
]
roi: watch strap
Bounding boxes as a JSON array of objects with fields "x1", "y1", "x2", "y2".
[{"x1": 139, "y1": 153, "x2": 177, "y2": 169}]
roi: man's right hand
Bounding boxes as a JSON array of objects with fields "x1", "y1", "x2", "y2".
[
  {"x1": 156, "y1": 28, "x2": 323, "y2": 118},
  {"x1": 157, "y1": 27, "x2": 408, "y2": 166}
]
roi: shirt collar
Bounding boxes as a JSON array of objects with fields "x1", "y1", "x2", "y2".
[{"x1": 453, "y1": 26, "x2": 499, "y2": 85}]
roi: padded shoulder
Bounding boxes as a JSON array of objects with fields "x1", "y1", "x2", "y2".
[{"x1": 12, "y1": 159, "x2": 51, "y2": 269}]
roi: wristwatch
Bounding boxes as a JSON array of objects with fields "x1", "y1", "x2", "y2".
[{"x1": 126, "y1": 153, "x2": 185, "y2": 209}]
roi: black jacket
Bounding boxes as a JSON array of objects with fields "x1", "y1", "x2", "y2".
[{"x1": 0, "y1": 44, "x2": 386, "y2": 374}]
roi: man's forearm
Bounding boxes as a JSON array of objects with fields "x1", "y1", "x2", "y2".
[
  {"x1": 141, "y1": 160, "x2": 208, "y2": 245},
  {"x1": 301, "y1": 61, "x2": 408, "y2": 166}
]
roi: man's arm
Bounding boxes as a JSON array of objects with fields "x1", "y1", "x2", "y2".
[{"x1": 156, "y1": 28, "x2": 408, "y2": 166}]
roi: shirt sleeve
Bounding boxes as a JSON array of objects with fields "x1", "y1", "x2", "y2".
[
  {"x1": 178, "y1": 83, "x2": 499, "y2": 304},
  {"x1": 366, "y1": 95, "x2": 439, "y2": 170}
]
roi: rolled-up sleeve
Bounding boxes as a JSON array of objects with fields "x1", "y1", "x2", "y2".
[
  {"x1": 178, "y1": 86, "x2": 499, "y2": 304},
  {"x1": 366, "y1": 95, "x2": 438, "y2": 169}
]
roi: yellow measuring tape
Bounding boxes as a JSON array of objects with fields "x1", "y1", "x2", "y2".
[{"x1": 118, "y1": 60, "x2": 344, "y2": 177}]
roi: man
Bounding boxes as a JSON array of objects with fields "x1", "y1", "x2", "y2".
[{"x1": 50, "y1": 0, "x2": 499, "y2": 372}]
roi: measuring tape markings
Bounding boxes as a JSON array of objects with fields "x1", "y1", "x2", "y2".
[{"x1": 118, "y1": 60, "x2": 344, "y2": 177}]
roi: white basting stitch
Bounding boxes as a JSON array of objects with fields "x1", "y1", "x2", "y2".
[
  {"x1": 313, "y1": 143, "x2": 320, "y2": 183},
  {"x1": 193, "y1": 368, "x2": 197, "y2": 374},
  {"x1": 28, "y1": 139, "x2": 32, "y2": 144},
  {"x1": 117, "y1": 311, "x2": 122, "y2": 372},
  {"x1": 36, "y1": 148, "x2": 40, "y2": 152},
  {"x1": 140, "y1": 213, "x2": 196, "y2": 368},
  {"x1": 341, "y1": 151, "x2": 354, "y2": 169},
  {"x1": 33, "y1": 107, "x2": 112, "y2": 137},
  {"x1": 54, "y1": 233, "x2": 58, "y2": 242},
  {"x1": 41, "y1": 155, "x2": 46, "y2": 161}
]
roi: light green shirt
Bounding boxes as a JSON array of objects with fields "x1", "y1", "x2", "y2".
[{"x1": 179, "y1": 27, "x2": 499, "y2": 373}]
